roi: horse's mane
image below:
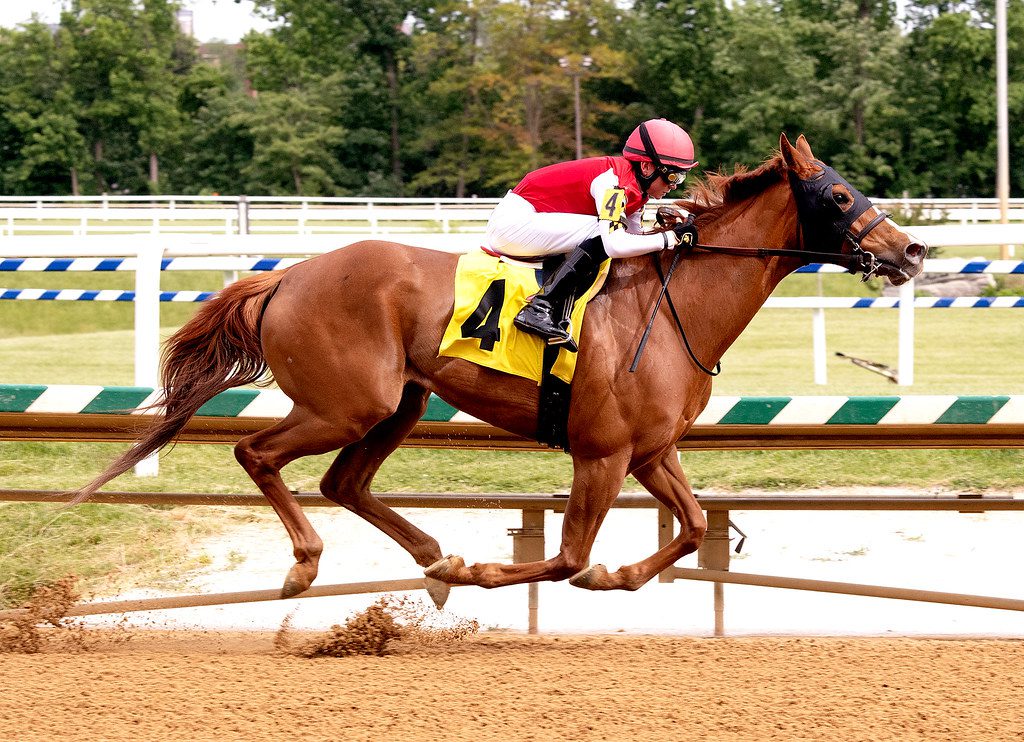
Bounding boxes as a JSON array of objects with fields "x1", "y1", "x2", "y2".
[{"x1": 680, "y1": 151, "x2": 786, "y2": 219}]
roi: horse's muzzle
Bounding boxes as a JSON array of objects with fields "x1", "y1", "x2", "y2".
[
  {"x1": 876, "y1": 240, "x2": 926, "y2": 285},
  {"x1": 904, "y1": 239, "x2": 927, "y2": 267}
]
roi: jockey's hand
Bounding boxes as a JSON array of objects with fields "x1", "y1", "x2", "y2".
[
  {"x1": 655, "y1": 205, "x2": 689, "y2": 230},
  {"x1": 671, "y1": 214, "x2": 698, "y2": 248}
]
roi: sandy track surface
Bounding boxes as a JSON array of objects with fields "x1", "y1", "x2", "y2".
[{"x1": 2, "y1": 631, "x2": 1023, "y2": 741}]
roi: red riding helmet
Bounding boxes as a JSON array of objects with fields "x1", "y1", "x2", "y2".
[{"x1": 622, "y1": 119, "x2": 698, "y2": 171}]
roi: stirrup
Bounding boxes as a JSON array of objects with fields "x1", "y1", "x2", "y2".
[{"x1": 545, "y1": 327, "x2": 578, "y2": 354}]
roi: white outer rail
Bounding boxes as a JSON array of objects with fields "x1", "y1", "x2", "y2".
[{"x1": 2, "y1": 196, "x2": 1023, "y2": 237}]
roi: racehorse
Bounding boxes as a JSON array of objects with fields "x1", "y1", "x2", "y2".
[{"x1": 71, "y1": 134, "x2": 925, "y2": 607}]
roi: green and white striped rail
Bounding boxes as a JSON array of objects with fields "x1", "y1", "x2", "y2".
[
  {"x1": 1, "y1": 384, "x2": 1023, "y2": 451},
  {"x1": 1, "y1": 384, "x2": 1022, "y2": 424},
  {"x1": 1, "y1": 384, "x2": 1022, "y2": 425}
]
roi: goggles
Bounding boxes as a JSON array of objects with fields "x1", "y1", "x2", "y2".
[{"x1": 660, "y1": 168, "x2": 689, "y2": 187}]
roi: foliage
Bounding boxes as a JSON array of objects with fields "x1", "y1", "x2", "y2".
[
  {"x1": 0, "y1": 0, "x2": 1022, "y2": 197},
  {"x1": 0, "y1": 21, "x2": 88, "y2": 194}
]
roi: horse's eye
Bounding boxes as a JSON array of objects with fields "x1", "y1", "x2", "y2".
[{"x1": 833, "y1": 191, "x2": 850, "y2": 206}]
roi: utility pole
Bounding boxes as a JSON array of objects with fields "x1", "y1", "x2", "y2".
[
  {"x1": 996, "y1": 0, "x2": 1012, "y2": 258},
  {"x1": 559, "y1": 55, "x2": 593, "y2": 160}
]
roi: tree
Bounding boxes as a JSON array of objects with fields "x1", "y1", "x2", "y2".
[
  {"x1": 251, "y1": 0, "x2": 430, "y2": 191},
  {"x1": 892, "y1": 2, "x2": 1003, "y2": 195},
  {"x1": 164, "y1": 64, "x2": 254, "y2": 194},
  {"x1": 0, "y1": 22, "x2": 89, "y2": 194},
  {"x1": 228, "y1": 78, "x2": 347, "y2": 195},
  {"x1": 783, "y1": 0, "x2": 906, "y2": 193},
  {"x1": 702, "y1": 0, "x2": 818, "y2": 167},
  {"x1": 60, "y1": 0, "x2": 191, "y2": 193},
  {"x1": 630, "y1": 0, "x2": 731, "y2": 153}
]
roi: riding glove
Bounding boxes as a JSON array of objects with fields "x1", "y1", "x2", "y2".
[{"x1": 672, "y1": 216, "x2": 698, "y2": 248}]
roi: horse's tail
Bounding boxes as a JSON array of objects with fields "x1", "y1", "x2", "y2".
[{"x1": 68, "y1": 270, "x2": 286, "y2": 505}]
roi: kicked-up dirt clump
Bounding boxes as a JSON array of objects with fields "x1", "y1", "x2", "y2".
[
  {"x1": 0, "y1": 576, "x2": 81, "y2": 653},
  {"x1": 275, "y1": 595, "x2": 479, "y2": 658},
  {"x1": 0, "y1": 576, "x2": 132, "y2": 654}
]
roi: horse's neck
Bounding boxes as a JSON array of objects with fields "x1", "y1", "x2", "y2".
[{"x1": 614, "y1": 194, "x2": 799, "y2": 368}]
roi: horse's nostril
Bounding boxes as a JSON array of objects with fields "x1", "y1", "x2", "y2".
[{"x1": 906, "y1": 242, "x2": 927, "y2": 261}]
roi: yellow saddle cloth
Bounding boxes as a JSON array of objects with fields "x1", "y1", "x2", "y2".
[{"x1": 438, "y1": 250, "x2": 610, "y2": 385}]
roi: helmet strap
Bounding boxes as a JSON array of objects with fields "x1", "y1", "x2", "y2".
[
  {"x1": 631, "y1": 160, "x2": 660, "y2": 196},
  {"x1": 637, "y1": 121, "x2": 665, "y2": 170}
]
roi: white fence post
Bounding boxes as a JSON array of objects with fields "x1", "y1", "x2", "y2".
[
  {"x1": 898, "y1": 278, "x2": 915, "y2": 386},
  {"x1": 133, "y1": 241, "x2": 163, "y2": 477},
  {"x1": 812, "y1": 307, "x2": 828, "y2": 385},
  {"x1": 368, "y1": 201, "x2": 378, "y2": 234}
]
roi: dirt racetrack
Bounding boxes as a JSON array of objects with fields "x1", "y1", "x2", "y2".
[{"x1": 2, "y1": 631, "x2": 1023, "y2": 741}]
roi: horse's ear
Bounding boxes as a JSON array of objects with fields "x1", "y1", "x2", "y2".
[
  {"x1": 780, "y1": 133, "x2": 819, "y2": 177},
  {"x1": 795, "y1": 134, "x2": 815, "y2": 159},
  {"x1": 780, "y1": 133, "x2": 799, "y2": 168}
]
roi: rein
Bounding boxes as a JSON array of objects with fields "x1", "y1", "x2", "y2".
[
  {"x1": 629, "y1": 162, "x2": 894, "y2": 376},
  {"x1": 687, "y1": 207, "x2": 891, "y2": 281},
  {"x1": 629, "y1": 250, "x2": 721, "y2": 376}
]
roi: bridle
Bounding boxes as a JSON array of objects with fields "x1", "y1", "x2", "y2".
[
  {"x1": 690, "y1": 161, "x2": 894, "y2": 281},
  {"x1": 630, "y1": 162, "x2": 897, "y2": 376}
]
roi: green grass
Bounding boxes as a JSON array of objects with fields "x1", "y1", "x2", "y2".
[
  {"x1": 2, "y1": 307, "x2": 1021, "y2": 394},
  {"x1": 0, "y1": 500, "x2": 219, "y2": 609}
]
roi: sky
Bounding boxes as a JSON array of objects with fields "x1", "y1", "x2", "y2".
[{"x1": 0, "y1": 0, "x2": 277, "y2": 43}]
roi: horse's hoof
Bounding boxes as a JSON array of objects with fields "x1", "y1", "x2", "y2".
[
  {"x1": 424, "y1": 577, "x2": 451, "y2": 610},
  {"x1": 280, "y1": 577, "x2": 308, "y2": 599},
  {"x1": 424, "y1": 555, "x2": 465, "y2": 583},
  {"x1": 280, "y1": 564, "x2": 313, "y2": 599},
  {"x1": 569, "y1": 564, "x2": 606, "y2": 590}
]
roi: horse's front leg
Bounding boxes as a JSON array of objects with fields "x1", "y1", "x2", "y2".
[
  {"x1": 425, "y1": 453, "x2": 628, "y2": 588},
  {"x1": 570, "y1": 447, "x2": 706, "y2": 591}
]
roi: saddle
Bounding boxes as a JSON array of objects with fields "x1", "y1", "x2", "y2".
[{"x1": 437, "y1": 250, "x2": 611, "y2": 450}]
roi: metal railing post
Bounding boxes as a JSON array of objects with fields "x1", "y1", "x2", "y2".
[
  {"x1": 697, "y1": 509, "x2": 731, "y2": 636},
  {"x1": 509, "y1": 509, "x2": 546, "y2": 634}
]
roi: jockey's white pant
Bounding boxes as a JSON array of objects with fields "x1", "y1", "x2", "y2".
[
  {"x1": 485, "y1": 192, "x2": 601, "y2": 258},
  {"x1": 485, "y1": 191, "x2": 674, "y2": 259}
]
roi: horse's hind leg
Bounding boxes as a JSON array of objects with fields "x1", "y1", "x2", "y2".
[
  {"x1": 319, "y1": 383, "x2": 452, "y2": 607},
  {"x1": 570, "y1": 447, "x2": 706, "y2": 591},
  {"x1": 319, "y1": 383, "x2": 443, "y2": 568},
  {"x1": 234, "y1": 409, "x2": 359, "y2": 598},
  {"x1": 426, "y1": 453, "x2": 629, "y2": 588}
]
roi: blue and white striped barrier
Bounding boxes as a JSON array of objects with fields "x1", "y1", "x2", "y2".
[
  {"x1": 765, "y1": 296, "x2": 1024, "y2": 308},
  {"x1": 4, "y1": 288, "x2": 1022, "y2": 307},
  {"x1": 0, "y1": 288, "x2": 215, "y2": 302},
  {"x1": 0, "y1": 257, "x2": 305, "y2": 272},
  {"x1": 795, "y1": 259, "x2": 1024, "y2": 275},
  {"x1": 2, "y1": 256, "x2": 1024, "y2": 275}
]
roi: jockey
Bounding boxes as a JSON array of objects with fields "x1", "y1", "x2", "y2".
[{"x1": 485, "y1": 118, "x2": 699, "y2": 351}]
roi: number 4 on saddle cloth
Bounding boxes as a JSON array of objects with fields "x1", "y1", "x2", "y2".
[{"x1": 438, "y1": 249, "x2": 611, "y2": 450}]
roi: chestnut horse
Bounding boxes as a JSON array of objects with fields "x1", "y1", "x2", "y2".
[{"x1": 72, "y1": 134, "x2": 925, "y2": 606}]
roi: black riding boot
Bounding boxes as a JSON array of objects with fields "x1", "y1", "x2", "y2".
[{"x1": 513, "y1": 237, "x2": 604, "y2": 353}]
